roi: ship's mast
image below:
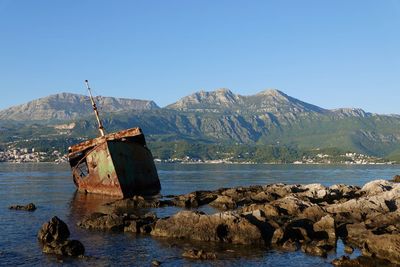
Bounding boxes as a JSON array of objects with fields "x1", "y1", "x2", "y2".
[{"x1": 84, "y1": 80, "x2": 106, "y2": 137}]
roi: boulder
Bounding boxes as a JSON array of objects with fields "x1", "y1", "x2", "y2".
[
  {"x1": 172, "y1": 191, "x2": 217, "y2": 208},
  {"x1": 219, "y1": 185, "x2": 264, "y2": 205},
  {"x1": 281, "y1": 218, "x2": 315, "y2": 244},
  {"x1": 151, "y1": 211, "x2": 266, "y2": 245},
  {"x1": 271, "y1": 196, "x2": 313, "y2": 216},
  {"x1": 313, "y1": 215, "x2": 336, "y2": 247},
  {"x1": 38, "y1": 216, "x2": 84, "y2": 257},
  {"x1": 38, "y1": 216, "x2": 70, "y2": 243},
  {"x1": 42, "y1": 239, "x2": 85, "y2": 257},
  {"x1": 78, "y1": 212, "x2": 158, "y2": 233},
  {"x1": 262, "y1": 183, "x2": 292, "y2": 198},
  {"x1": 105, "y1": 196, "x2": 161, "y2": 210},
  {"x1": 364, "y1": 212, "x2": 400, "y2": 234},
  {"x1": 124, "y1": 213, "x2": 158, "y2": 234},
  {"x1": 326, "y1": 187, "x2": 400, "y2": 222},
  {"x1": 363, "y1": 234, "x2": 400, "y2": 265},
  {"x1": 329, "y1": 184, "x2": 361, "y2": 201},
  {"x1": 345, "y1": 223, "x2": 370, "y2": 247},
  {"x1": 297, "y1": 184, "x2": 329, "y2": 203},
  {"x1": 250, "y1": 191, "x2": 276, "y2": 203},
  {"x1": 241, "y1": 209, "x2": 281, "y2": 246},
  {"x1": 360, "y1": 180, "x2": 394, "y2": 196},
  {"x1": 300, "y1": 205, "x2": 326, "y2": 222},
  {"x1": 241, "y1": 203, "x2": 280, "y2": 217},
  {"x1": 345, "y1": 222, "x2": 400, "y2": 264},
  {"x1": 77, "y1": 212, "x2": 124, "y2": 232},
  {"x1": 209, "y1": 195, "x2": 237, "y2": 210}
]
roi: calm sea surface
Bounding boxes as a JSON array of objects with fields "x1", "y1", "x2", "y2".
[{"x1": 1, "y1": 163, "x2": 399, "y2": 266}]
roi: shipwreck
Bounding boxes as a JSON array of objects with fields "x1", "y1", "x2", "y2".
[{"x1": 67, "y1": 80, "x2": 161, "y2": 198}]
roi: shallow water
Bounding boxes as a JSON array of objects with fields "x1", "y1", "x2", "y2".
[{"x1": 1, "y1": 163, "x2": 399, "y2": 266}]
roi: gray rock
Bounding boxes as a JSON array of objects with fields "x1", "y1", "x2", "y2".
[{"x1": 151, "y1": 211, "x2": 265, "y2": 245}]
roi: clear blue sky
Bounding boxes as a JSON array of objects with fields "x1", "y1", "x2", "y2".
[{"x1": 0, "y1": 0, "x2": 399, "y2": 113}]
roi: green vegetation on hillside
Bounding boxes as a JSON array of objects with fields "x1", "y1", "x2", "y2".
[{"x1": 1, "y1": 90, "x2": 400, "y2": 163}]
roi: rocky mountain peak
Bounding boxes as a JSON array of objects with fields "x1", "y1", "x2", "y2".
[
  {"x1": 256, "y1": 88, "x2": 285, "y2": 96},
  {"x1": 167, "y1": 88, "x2": 329, "y2": 115},
  {"x1": 0, "y1": 92, "x2": 159, "y2": 121},
  {"x1": 166, "y1": 88, "x2": 239, "y2": 111},
  {"x1": 332, "y1": 108, "x2": 370, "y2": 118}
]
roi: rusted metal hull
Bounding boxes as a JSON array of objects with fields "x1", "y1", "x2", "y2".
[{"x1": 68, "y1": 127, "x2": 161, "y2": 198}]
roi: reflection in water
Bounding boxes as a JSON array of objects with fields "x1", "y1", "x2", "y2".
[{"x1": 69, "y1": 191, "x2": 118, "y2": 217}]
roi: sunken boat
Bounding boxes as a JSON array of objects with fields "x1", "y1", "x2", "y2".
[{"x1": 67, "y1": 80, "x2": 161, "y2": 198}]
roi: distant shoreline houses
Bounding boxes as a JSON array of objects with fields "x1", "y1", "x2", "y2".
[
  {"x1": 0, "y1": 147, "x2": 394, "y2": 165},
  {"x1": 0, "y1": 147, "x2": 67, "y2": 163}
]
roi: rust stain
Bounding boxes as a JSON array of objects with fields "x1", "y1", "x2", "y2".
[{"x1": 68, "y1": 127, "x2": 161, "y2": 198}]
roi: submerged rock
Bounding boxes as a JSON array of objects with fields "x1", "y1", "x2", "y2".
[
  {"x1": 77, "y1": 212, "x2": 125, "y2": 232},
  {"x1": 38, "y1": 216, "x2": 84, "y2": 257},
  {"x1": 332, "y1": 255, "x2": 396, "y2": 267},
  {"x1": 105, "y1": 195, "x2": 169, "y2": 210},
  {"x1": 301, "y1": 243, "x2": 327, "y2": 258},
  {"x1": 77, "y1": 212, "x2": 158, "y2": 234},
  {"x1": 182, "y1": 248, "x2": 217, "y2": 260},
  {"x1": 9, "y1": 203, "x2": 36, "y2": 211},
  {"x1": 151, "y1": 259, "x2": 162, "y2": 266},
  {"x1": 344, "y1": 245, "x2": 354, "y2": 254}
]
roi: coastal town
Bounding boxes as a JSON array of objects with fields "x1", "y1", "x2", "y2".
[
  {"x1": 155, "y1": 152, "x2": 393, "y2": 164},
  {"x1": 0, "y1": 145, "x2": 394, "y2": 165},
  {"x1": 0, "y1": 147, "x2": 68, "y2": 163}
]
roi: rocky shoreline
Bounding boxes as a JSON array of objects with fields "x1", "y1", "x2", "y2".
[{"x1": 75, "y1": 179, "x2": 400, "y2": 265}]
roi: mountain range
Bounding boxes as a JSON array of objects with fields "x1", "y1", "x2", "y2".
[
  {"x1": 0, "y1": 92, "x2": 159, "y2": 121},
  {"x1": 1, "y1": 89, "x2": 400, "y2": 160}
]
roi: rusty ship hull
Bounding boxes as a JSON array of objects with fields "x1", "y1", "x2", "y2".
[{"x1": 68, "y1": 127, "x2": 161, "y2": 198}]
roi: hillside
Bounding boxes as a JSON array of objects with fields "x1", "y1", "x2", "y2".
[
  {"x1": 1, "y1": 89, "x2": 400, "y2": 160},
  {"x1": 0, "y1": 92, "x2": 159, "y2": 121},
  {"x1": 167, "y1": 89, "x2": 328, "y2": 115}
]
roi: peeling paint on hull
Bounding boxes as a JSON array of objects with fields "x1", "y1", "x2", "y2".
[{"x1": 68, "y1": 127, "x2": 161, "y2": 198}]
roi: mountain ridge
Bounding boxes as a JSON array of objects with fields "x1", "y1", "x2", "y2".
[
  {"x1": 1, "y1": 88, "x2": 399, "y2": 160},
  {"x1": 0, "y1": 92, "x2": 159, "y2": 121}
]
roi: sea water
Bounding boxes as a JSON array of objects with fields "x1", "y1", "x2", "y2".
[{"x1": 0, "y1": 163, "x2": 399, "y2": 266}]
